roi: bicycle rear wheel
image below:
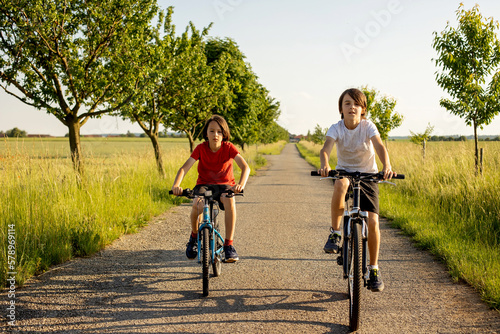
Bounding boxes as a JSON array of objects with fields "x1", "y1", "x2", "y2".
[
  {"x1": 348, "y1": 220, "x2": 363, "y2": 331},
  {"x1": 202, "y1": 227, "x2": 210, "y2": 297}
]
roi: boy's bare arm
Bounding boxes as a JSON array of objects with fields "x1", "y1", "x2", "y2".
[
  {"x1": 172, "y1": 157, "x2": 196, "y2": 195},
  {"x1": 233, "y1": 154, "x2": 250, "y2": 193},
  {"x1": 371, "y1": 135, "x2": 394, "y2": 179},
  {"x1": 319, "y1": 137, "x2": 335, "y2": 176}
]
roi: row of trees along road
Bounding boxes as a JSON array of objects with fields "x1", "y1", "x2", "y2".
[{"x1": 0, "y1": 1, "x2": 286, "y2": 176}]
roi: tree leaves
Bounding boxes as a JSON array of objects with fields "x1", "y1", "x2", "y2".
[
  {"x1": 361, "y1": 86, "x2": 403, "y2": 142},
  {"x1": 433, "y1": 4, "x2": 500, "y2": 128}
]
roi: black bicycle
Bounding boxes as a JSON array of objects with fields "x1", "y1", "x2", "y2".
[
  {"x1": 169, "y1": 187, "x2": 242, "y2": 297},
  {"x1": 312, "y1": 169, "x2": 404, "y2": 331}
]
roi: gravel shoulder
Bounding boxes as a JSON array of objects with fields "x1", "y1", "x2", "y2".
[{"x1": 3, "y1": 143, "x2": 500, "y2": 333}]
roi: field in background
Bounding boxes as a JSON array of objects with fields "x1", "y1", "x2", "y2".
[
  {"x1": 297, "y1": 140, "x2": 500, "y2": 309},
  {"x1": 0, "y1": 137, "x2": 286, "y2": 287}
]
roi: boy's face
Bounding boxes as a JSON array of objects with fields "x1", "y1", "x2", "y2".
[
  {"x1": 207, "y1": 121, "x2": 224, "y2": 146},
  {"x1": 340, "y1": 94, "x2": 365, "y2": 122}
]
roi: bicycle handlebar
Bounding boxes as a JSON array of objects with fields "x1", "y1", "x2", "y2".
[
  {"x1": 168, "y1": 188, "x2": 244, "y2": 198},
  {"x1": 169, "y1": 189, "x2": 195, "y2": 198},
  {"x1": 311, "y1": 170, "x2": 405, "y2": 180}
]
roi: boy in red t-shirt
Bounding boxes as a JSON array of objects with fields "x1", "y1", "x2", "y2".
[{"x1": 172, "y1": 115, "x2": 250, "y2": 262}]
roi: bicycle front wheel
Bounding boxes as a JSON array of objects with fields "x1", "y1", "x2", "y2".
[
  {"x1": 212, "y1": 208, "x2": 222, "y2": 277},
  {"x1": 348, "y1": 220, "x2": 363, "y2": 331},
  {"x1": 202, "y1": 227, "x2": 210, "y2": 297}
]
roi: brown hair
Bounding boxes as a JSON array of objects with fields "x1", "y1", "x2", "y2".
[
  {"x1": 338, "y1": 88, "x2": 367, "y2": 119},
  {"x1": 202, "y1": 114, "x2": 231, "y2": 141}
]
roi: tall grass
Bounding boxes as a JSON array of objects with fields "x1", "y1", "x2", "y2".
[
  {"x1": 297, "y1": 140, "x2": 500, "y2": 309},
  {"x1": 0, "y1": 137, "x2": 281, "y2": 287}
]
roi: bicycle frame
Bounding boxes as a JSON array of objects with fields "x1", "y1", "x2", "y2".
[
  {"x1": 197, "y1": 191, "x2": 224, "y2": 265},
  {"x1": 341, "y1": 177, "x2": 370, "y2": 285}
]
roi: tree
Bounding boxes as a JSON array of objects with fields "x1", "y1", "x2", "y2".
[
  {"x1": 260, "y1": 121, "x2": 289, "y2": 144},
  {"x1": 410, "y1": 123, "x2": 434, "y2": 159},
  {"x1": 256, "y1": 96, "x2": 283, "y2": 144},
  {"x1": 205, "y1": 38, "x2": 280, "y2": 150},
  {"x1": 118, "y1": 7, "x2": 177, "y2": 176},
  {"x1": 433, "y1": 4, "x2": 500, "y2": 173},
  {"x1": 0, "y1": 0, "x2": 158, "y2": 174},
  {"x1": 229, "y1": 86, "x2": 280, "y2": 150},
  {"x1": 361, "y1": 86, "x2": 403, "y2": 147},
  {"x1": 310, "y1": 124, "x2": 327, "y2": 145},
  {"x1": 5, "y1": 127, "x2": 27, "y2": 137},
  {"x1": 162, "y1": 25, "x2": 229, "y2": 153}
]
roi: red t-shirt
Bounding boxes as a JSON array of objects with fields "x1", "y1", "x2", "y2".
[{"x1": 191, "y1": 141, "x2": 240, "y2": 186}]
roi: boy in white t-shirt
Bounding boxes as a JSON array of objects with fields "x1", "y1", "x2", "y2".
[{"x1": 318, "y1": 88, "x2": 397, "y2": 292}]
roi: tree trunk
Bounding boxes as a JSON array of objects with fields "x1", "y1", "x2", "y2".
[
  {"x1": 148, "y1": 133, "x2": 165, "y2": 177},
  {"x1": 187, "y1": 133, "x2": 195, "y2": 153},
  {"x1": 473, "y1": 119, "x2": 479, "y2": 175},
  {"x1": 422, "y1": 140, "x2": 426, "y2": 160},
  {"x1": 66, "y1": 116, "x2": 84, "y2": 175}
]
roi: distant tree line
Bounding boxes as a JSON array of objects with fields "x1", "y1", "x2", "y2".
[
  {"x1": 0, "y1": 127, "x2": 27, "y2": 138},
  {"x1": 428, "y1": 135, "x2": 500, "y2": 141}
]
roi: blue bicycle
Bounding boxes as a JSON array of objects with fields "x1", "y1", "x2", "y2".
[{"x1": 170, "y1": 187, "x2": 242, "y2": 296}]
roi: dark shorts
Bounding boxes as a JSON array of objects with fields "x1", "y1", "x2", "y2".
[
  {"x1": 336, "y1": 180, "x2": 379, "y2": 214},
  {"x1": 192, "y1": 184, "x2": 233, "y2": 211}
]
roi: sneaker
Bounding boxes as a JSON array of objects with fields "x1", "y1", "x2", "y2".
[
  {"x1": 186, "y1": 235, "x2": 198, "y2": 260},
  {"x1": 368, "y1": 268, "x2": 385, "y2": 292},
  {"x1": 224, "y1": 245, "x2": 239, "y2": 263},
  {"x1": 324, "y1": 232, "x2": 342, "y2": 254}
]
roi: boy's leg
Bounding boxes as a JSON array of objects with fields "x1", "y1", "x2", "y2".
[
  {"x1": 367, "y1": 212, "x2": 380, "y2": 267},
  {"x1": 186, "y1": 198, "x2": 203, "y2": 260},
  {"x1": 220, "y1": 195, "x2": 238, "y2": 262},
  {"x1": 325, "y1": 179, "x2": 349, "y2": 253},
  {"x1": 367, "y1": 211, "x2": 384, "y2": 292},
  {"x1": 331, "y1": 178, "x2": 350, "y2": 230},
  {"x1": 190, "y1": 197, "x2": 203, "y2": 234},
  {"x1": 220, "y1": 195, "x2": 236, "y2": 241},
  {"x1": 359, "y1": 181, "x2": 384, "y2": 292}
]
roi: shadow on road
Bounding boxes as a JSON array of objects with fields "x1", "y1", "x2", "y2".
[{"x1": 14, "y1": 249, "x2": 350, "y2": 333}]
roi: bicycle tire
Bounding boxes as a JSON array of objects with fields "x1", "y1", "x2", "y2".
[
  {"x1": 202, "y1": 227, "x2": 210, "y2": 297},
  {"x1": 212, "y1": 207, "x2": 222, "y2": 277},
  {"x1": 348, "y1": 220, "x2": 363, "y2": 331},
  {"x1": 342, "y1": 216, "x2": 350, "y2": 278}
]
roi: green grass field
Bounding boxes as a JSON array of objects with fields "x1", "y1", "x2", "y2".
[
  {"x1": 297, "y1": 140, "x2": 500, "y2": 310},
  {"x1": 0, "y1": 137, "x2": 286, "y2": 288}
]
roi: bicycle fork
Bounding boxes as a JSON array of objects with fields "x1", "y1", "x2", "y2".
[
  {"x1": 198, "y1": 201, "x2": 213, "y2": 263},
  {"x1": 337, "y1": 215, "x2": 370, "y2": 287}
]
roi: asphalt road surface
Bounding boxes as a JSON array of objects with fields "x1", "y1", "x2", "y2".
[{"x1": 4, "y1": 143, "x2": 500, "y2": 333}]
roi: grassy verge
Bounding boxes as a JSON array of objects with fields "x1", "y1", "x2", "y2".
[
  {"x1": 0, "y1": 138, "x2": 285, "y2": 287},
  {"x1": 296, "y1": 140, "x2": 500, "y2": 310}
]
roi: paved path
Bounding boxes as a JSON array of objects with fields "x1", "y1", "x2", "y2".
[{"x1": 4, "y1": 143, "x2": 500, "y2": 333}]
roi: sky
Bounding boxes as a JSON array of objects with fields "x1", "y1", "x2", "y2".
[{"x1": 2, "y1": 0, "x2": 500, "y2": 137}]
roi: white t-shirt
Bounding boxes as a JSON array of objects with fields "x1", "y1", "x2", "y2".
[{"x1": 326, "y1": 119, "x2": 380, "y2": 173}]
